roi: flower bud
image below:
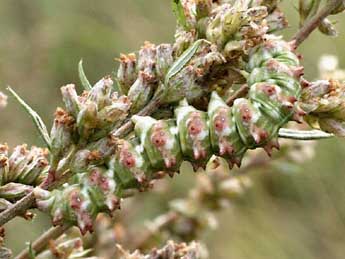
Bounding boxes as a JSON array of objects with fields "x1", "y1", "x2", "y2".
[
  {"x1": 0, "y1": 183, "x2": 33, "y2": 201},
  {"x1": 138, "y1": 41, "x2": 157, "y2": 77},
  {"x1": 116, "y1": 53, "x2": 137, "y2": 95},
  {"x1": 0, "y1": 145, "x2": 49, "y2": 186},
  {"x1": 0, "y1": 144, "x2": 9, "y2": 186},
  {"x1": 17, "y1": 147, "x2": 49, "y2": 185},
  {"x1": 301, "y1": 80, "x2": 345, "y2": 136},
  {"x1": 156, "y1": 44, "x2": 174, "y2": 79},
  {"x1": 77, "y1": 101, "x2": 98, "y2": 140},
  {"x1": 128, "y1": 71, "x2": 155, "y2": 113},
  {"x1": 173, "y1": 29, "x2": 197, "y2": 57},
  {"x1": 318, "y1": 18, "x2": 338, "y2": 37},
  {"x1": 70, "y1": 149, "x2": 93, "y2": 173},
  {"x1": 61, "y1": 84, "x2": 81, "y2": 117},
  {"x1": 7, "y1": 145, "x2": 29, "y2": 182},
  {"x1": 206, "y1": 4, "x2": 244, "y2": 47},
  {"x1": 50, "y1": 108, "x2": 75, "y2": 159},
  {"x1": 96, "y1": 95, "x2": 131, "y2": 138},
  {"x1": 163, "y1": 65, "x2": 203, "y2": 103},
  {"x1": 87, "y1": 77, "x2": 113, "y2": 110},
  {"x1": 195, "y1": 0, "x2": 212, "y2": 19},
  {"x1": 266, "y1": 8, "x2": 288, "y2": 32}
]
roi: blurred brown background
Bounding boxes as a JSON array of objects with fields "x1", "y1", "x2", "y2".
[{"x1": 1, "y1": 1, "x2": 345, "y2": 258}]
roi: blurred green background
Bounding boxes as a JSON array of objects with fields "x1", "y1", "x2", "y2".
[{"x1": 1, "y1": 1, "x2": 345, "y2": 258}]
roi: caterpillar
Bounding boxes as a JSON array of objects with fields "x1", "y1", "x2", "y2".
[
  {"x1": 34, "y1": 38, "x2": 305, "y2": 234},
  {"x1": 112, "y1": 38, "x2": 304, "y2": 189}
]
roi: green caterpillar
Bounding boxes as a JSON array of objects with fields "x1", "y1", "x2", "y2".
[
  {"x1": 34, "y1": 38, "x2": 304, "y2": 234},
  {"x1": 113, "y1": 38, "x2": 304, "y2": 189}
]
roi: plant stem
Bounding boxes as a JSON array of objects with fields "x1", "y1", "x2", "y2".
[
  {"x1": 112, "y1": 96, "x2": 161, "y2": 138},
  {"x1": 278, "y1": 128, "x2": 334, "y2": 140},
  {"x1": 226, "y1": 84, "x2": 249, "y2": 106},
  {"x1": 293, "y1": 0, "x2": 343, "y2": 47},
  {"x1": 0, "y1": 193, "x2": 35, "y2": 227},
  {"x1": 132, "y1": 211, "x2": 178, "y2": 250},
  {"x1": 15, "y1": 224, "x2": 71, "y2": 259}
]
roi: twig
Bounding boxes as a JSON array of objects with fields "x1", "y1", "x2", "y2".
[
  {"x1": 226, "y1": 84, "x2": 249, "y2": 106},
  {"x1": 293, "y1": 0, "x2": 343, "y2": 47},
  {"x1": 112, "y1": 96, "x2": 161, "y2": 138},
  {"x1": 15, "y1": 224, "x2": 71, "y2": 259},
  {"x1": 0, "y1": 193, "x2": 35, "y2": 227},
  {"x1": 278, "y1": 128, "x2": 334, "y2": 140},
  {"x1": 132, "y1": 212, "x2": 178, "y2": 250}
]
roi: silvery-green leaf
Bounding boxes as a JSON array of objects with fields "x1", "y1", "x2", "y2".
[
  {"x1": 164, "y1": 39, "x2": 209, "y2": 86},
  {"x1": 7, "y1": 86, "x2": 51, "y2": 149},
  {"x1": 78, "y1": 59, "x2": 92, "y2": 90}
]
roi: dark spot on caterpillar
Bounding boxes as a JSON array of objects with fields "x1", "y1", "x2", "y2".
[
  {"x1": 241, "y1": 107, "x2": 252, "y2": 122},
  {"x1": 188, "y1": 112, "x2": 204, "y2": 135},
  {"x1": 120, "y1": 149, "x2": 135, "y2": 168},
  {"x1": 151, "y1": 131, "x2": 167, "y2": 147}
]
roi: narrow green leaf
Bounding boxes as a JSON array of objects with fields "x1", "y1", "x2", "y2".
[
  {"x1": 278, "y1": 128, "x2": 334, "y2": 140},
  {"x1": 28, "y1": 242, "x2": 36, "y2": 259},
  {"x1": 78, "y1": 59, "x2": 92, "y2": 90},
  {"x1": 7, "y1": 86, "x2": 51, "y2": 149},
  {"x1": 164, "y1": 39, "x2": 209, "y2": 86},
  {"x1": 172, "y1": 0, "x2": 188, "y2": 29}
]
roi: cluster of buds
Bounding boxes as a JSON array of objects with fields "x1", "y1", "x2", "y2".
[
  {"x1": 117, "y1": 40, "x2": 225, "y2": 113},
  {"x1": 172, "y1": 0, "x2": 287, "y2": 58},
  {"x1": 298, "y1": 55, "x2": 345, "y2": 136},
  {"x1": 49, "y1": 78, "x2": 130, "y2": 178},
  {"x1": 299, "y1": 0, "x2": 345, "y2": 37},
  {"x1": 60, "y1": 78, "x2": 130, "y2": 143},
  {"x1": 0, "y1": 144, "x2": 48, "y2": 201},
  {"x1": 117, "y1": 240, "x2": 208, "y2": 259},
  {"x1": 35, "y1": 233, "x2": 96, "y2": 259},
  {"x1": 300, "y1": 79, "x2": 345, "y2": 136}
]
